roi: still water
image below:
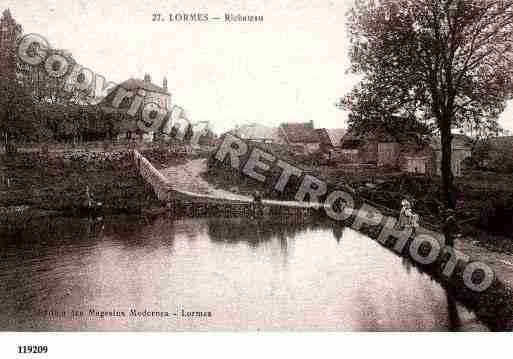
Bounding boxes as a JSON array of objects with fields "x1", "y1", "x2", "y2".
[{"x1": 0, "y1": 215, "x2": 485, "y2": 331}]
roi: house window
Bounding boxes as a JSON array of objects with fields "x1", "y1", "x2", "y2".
[{"x1": 406, "y1": 158, "x2": 426, "y2": 174}]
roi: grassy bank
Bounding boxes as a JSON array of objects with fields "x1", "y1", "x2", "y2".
[
  {"x1": 206, "y1": 146, "x2": 513, "y2": 246},
  {"x1": 0, "y1": 148, "x2": 190, "y2": 218}
]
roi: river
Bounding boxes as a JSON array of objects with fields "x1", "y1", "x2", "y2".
[{"x1": 0, "y1": 215, "x2": 486, "y2": 331}]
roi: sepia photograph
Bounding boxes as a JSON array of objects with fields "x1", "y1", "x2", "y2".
[{"x1": 1, "y1": 0, "x2": 513, "y2": 344}]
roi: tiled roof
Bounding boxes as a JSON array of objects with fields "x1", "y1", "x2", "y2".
[
  {"x1": 315, "y1": 128, "x2": 346, "y2": 146},
  {"x1": 326, "y1": 128, "x2": 346, "y2": 146},
  {"x1": 280, "y1": 122, "x2": 320, "y2": 143}
]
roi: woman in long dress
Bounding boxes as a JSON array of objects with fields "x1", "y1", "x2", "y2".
[
  {"x1": 398, "y1": 199, "x2": 419, "y2": 234},
  {"x1": 398, "y1": 199, "x2": 411, "y2": 229}
]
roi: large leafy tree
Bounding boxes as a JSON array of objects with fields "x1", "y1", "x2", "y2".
[
  {"x1": 341, "y1": 0, "x2": 513, "y2": 207},
  {"x1": 0, "y1": 79, "x2": 39, "y2": 150}
]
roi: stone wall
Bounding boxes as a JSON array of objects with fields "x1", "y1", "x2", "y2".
[{"x1": 132, "y1": 149, "x2": 174, "y2": 202}]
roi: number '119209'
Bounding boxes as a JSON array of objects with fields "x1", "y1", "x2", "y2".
[{"x1": 17, "y1": 345, "x2": 48, "y2": 354}]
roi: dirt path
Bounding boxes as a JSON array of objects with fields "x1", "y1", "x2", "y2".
[
  {"x1": 160, "y1": 159, "x2": 253, "y2": 201},
  {"x1": 160, "y1": 159, "x2": 324, "y2": 208}
]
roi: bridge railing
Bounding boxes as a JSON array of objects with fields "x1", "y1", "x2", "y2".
[{"x1": 132, "y1": 149, "x2": 175, "y2": 202}]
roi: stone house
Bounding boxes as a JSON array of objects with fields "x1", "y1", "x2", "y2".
[
  {"x1": 398, "y1": 143, "x2": 435, "y2": 175},
  {"x1": 430, "y1": 134, "x2": 472, "y2": 177},
  {"x1": 278, "y1": 121, "x2": 321, "y2": 154},
  {"x1": 339, "y1": 130, "x2": 401, "y2": 166},
  {"x1": 100, "y1": 74, "x2": 171, "y2": 141},
  {"x1": 338, "y1": 130, "x2": 472, "y2": 177},
  {"x1": 316, "y1": 128, "x2": 346, "y2": 152}
]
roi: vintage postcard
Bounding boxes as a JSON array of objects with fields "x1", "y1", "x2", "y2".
[{"x1": 1, "y1": 0, "x2": 513, "y2": 339}]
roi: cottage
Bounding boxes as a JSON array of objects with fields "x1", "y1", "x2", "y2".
[
  {"x1": 337, "y1": 129, "x2": 472, "y2": 177},
  {"x1": 430, "y1": 134, "x2": 472, "y2": 177},
  {"x1": 399, "y1": 143, "x2": 434, "y2": 175},
  {"x1": 339, "y1": 130, "x2": 400, "y2": 166},
  {"x1": 316, "y1": 128, "x2": 346, "y2": 152},
  {"x1": 279, "y1": 121, "x2": 321, "y2": 154}
]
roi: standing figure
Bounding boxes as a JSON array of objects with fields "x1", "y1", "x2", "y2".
[
  {"x1": 398, "y1": 199, "x2": 411, "y2": 229},
  {"x1": 404, "y1": 204, "x2": 420, "y2": 235},
  {"x1": 84, "y1": 185, "x2": 93, "y2": 209},
  {"x1": 443, "y1": 208, "x2": 460, "y2": 247},
  {"x1": 397, "y1": 198, "x2": 419, "y2": 235}
]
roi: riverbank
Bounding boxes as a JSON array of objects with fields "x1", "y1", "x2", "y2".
[
  {"x1": 0, "y1": 148, "x2": 193, "y2": 221},
  {"x1": 206, "y1": 149, "x2": 513, "y2": 249},
  {"x1": 200, "y1": 149, "x2": 513, "y2": 329}
]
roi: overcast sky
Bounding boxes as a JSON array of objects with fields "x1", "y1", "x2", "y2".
[{"x1": 4, "y1": 0, "x2": 513, "y2": 134}]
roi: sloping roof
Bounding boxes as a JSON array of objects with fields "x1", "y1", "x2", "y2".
[
  {"x1": 280, "y1": 122, "x2": 320, "y2": 143},
  {"x1": 326, "y1": 128, "x2": 346, "y2": 146},
  {"x1": 119, "y1": 78, "x2": 169, "y2": 95},
  {"x1": 228, "y1": 123, "x2": 280, "y2": 141},
  {"x1": 315, "y1": 128, "x2": 347, "y2": 146},
  {"x1": 340, "y1": 128, "x2": 397, "y2": 144}
]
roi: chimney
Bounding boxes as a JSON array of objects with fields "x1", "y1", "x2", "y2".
[
  {"x1": 144, "y1": 73, "x2": 151, "y2": 83},
  {"x1": 163, "y1": 77, "x2": 168, "y2": 91}
]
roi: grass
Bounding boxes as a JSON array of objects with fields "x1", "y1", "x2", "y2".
[{"x1": 0, "y1": 148, "x2": 188, "y2": 215}]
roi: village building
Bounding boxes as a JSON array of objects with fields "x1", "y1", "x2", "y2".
[
  {"x1": 338, "y1": 130, "x2": 472, "y2": 177},
  {"x1": 316, "y1": 128, "x2": 346, "y2": 152},
  {"x1": 227, "y1": 123, "x2": 283, "y2": 144},
  {"x1": 278, "y1": 121, "x2": 321, "y2": 154},
  {"x1": 339, "y1": 129, "x2": 401, "y2": 166},
  {"x1": 225, "y1": 123, "x2": 347, "y2": 157},
  {"x1": 430, "y1": 134, "x2": 472, "y2": 177},
  {"x1": 100, "y1": 74, "x2": 171, "y2": 141},
  {"x1": 316, "y1": 128, "x2": 347, "y2": 163},
  {"x1": 399, "y1": 143, "x2": 435, "y2": 175}
]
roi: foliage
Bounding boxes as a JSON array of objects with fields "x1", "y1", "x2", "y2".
[
  {"x1": 341, "y1": 0, "x2": 513, "y2": 206},
  {"x1": 347, "y1": 113, "x2": 435, "y2": 144},
  {"x1": 36, "y1": 103, "x2": 114, "y2": 142},
  {"x1": 18, "y1": 49, "x2": 93, "y2": 105},
  {"x1": 0, "y1": 79, "x2": 40, "y2": 143},
  {"x1": 471, "y1": 138, "x2": 513, "y2": 173}
]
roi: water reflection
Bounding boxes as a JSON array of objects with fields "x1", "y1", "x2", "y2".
[{"x1": 0, "y1": 215, "x2": 486, "y2": 331}]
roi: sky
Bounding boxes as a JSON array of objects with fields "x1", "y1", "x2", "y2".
[{"x1": 4, "y1": 0, "x2": 513, "y2": 134}]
